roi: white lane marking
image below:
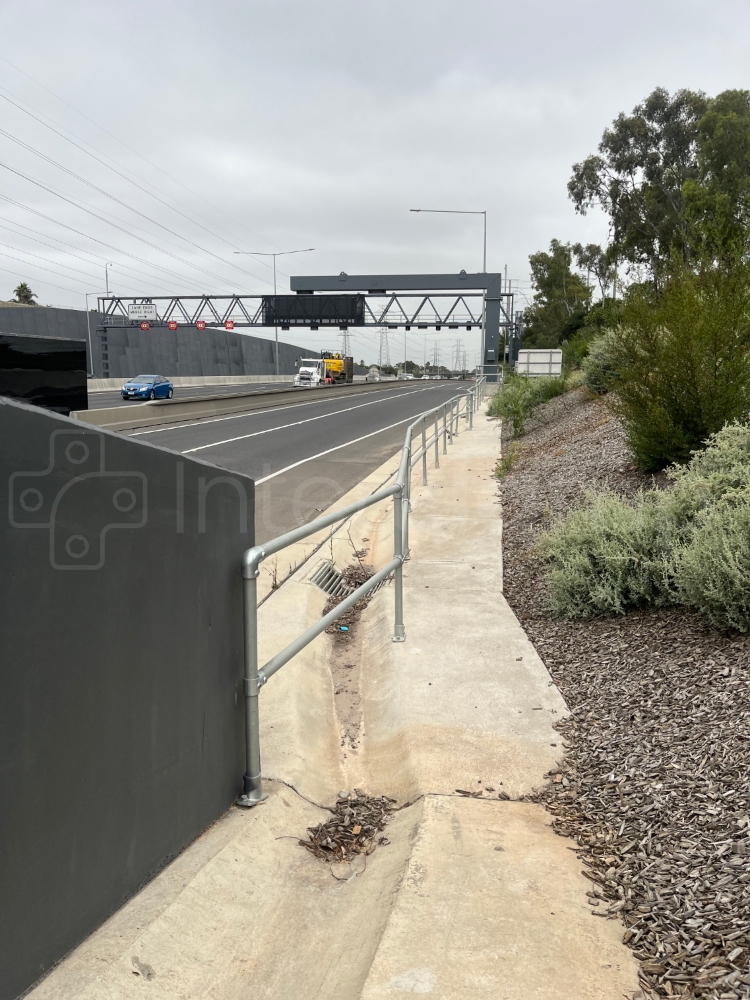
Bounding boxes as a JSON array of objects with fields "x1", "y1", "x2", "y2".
[
  {"x1": 128, "y1": 383, "x2": 445, "y2": 436},
  {"x1": 255, "y1": 415, "x2": 418, "y2": 485},
  {"x1": 179, "y1": 386, "x2": 435, "y2": 453}
]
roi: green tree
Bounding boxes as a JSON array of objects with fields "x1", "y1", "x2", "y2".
[
  {"x1": 684, "y1": 89, "x2": 750, "y2": 258},
  {"x1": 612, "y1": 258, "x2": 750, "y2": 469},
  {"x1": 569, "y1": 88, "x2": 708, "y2": 280},
  {"x1": 13, "y1": 282, "x2": 37, "y2": 304},
  {"x1": 524, "y1": 239, "x2": 592, "y2": 347},
  {"x1": 572, "y1": 242, "x2": 616, "y2": 299},
  {"x1": 569, "y1": 87, "x2": 750, "y2": 280}
]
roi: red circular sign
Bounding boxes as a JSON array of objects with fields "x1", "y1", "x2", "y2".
[
  {"x1": 140, "y1": 321, "x2": 150, "y2": 331},
  {"x1": 196, "y1": 320, "x2": 206, "y2": 331},
  {"x1": 225, "y1": 320, "x2": 235, "y2": 330},
  {"x1": 167, "y1": 320, "x2": 178, "y2": 331}
]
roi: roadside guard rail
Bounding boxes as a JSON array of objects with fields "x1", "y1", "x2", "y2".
[{"x1": 237, "y1": 377, "x2": 488, "y2": 805}]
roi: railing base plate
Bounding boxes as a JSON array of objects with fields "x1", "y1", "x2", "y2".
[{"x1": 236, "y1": 792, "x2": 268, "y2": 809}]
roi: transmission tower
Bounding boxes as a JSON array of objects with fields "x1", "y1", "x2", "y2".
[
  {"x1": 378, "y1": 328, "x2": 391, "y2": 368},
  {"x1": 339, "y1": 330, "x2": 351, "y2": 356},
  {"x1": 432, "y1": 342, "x2": 439, "y2": 370},
  {"x1": 453, "y1": 339, "x2": 463, "y2": 373}
]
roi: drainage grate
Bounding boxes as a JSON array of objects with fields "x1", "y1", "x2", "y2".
[
  {"x1": 309, "y1": 560, "x2": 392, "y2": 598},
  {"x1": 310, "y1": 561, "x2": 350, "y2": 597}
]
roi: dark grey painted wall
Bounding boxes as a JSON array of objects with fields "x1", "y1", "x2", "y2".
[
  {"x1": 96, "y1": 323, "x2": 318, "y2": 378},
  {"x1": 0, "y1": 306, "x2": 99, "y2": 373},
  {"x1": 0, "y1": 305, "x2": 95, "y2": 341},
  {"x1": 0, "y1": 306, "x2": 367, "y2": 378},
  {"x1": 0, "y1": 396, "x2": 253, "y2": 1000}
]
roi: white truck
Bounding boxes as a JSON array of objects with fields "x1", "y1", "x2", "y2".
[
  {"x1": 294, "y1": 353, "x2": 354, "y2": 387},
  {"x1": 294, "y1": 358, "x2": 328, "y2": 388}
]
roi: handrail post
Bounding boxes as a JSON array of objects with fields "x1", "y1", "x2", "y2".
[
  {"x1": 237, "y1": 566, "x2": 266, "y2": 807},
  {"x1": 442, "y1": 403, "x2": 448, "y2": 453},
  {"x1": 434, "y1": 409, "x2": 440, "y2": 468},
  {"x1": 421, "y1": 419, "x2": 428, "y2": 485},
  {"x1": 392, "y1": 486, "x2": 406, "y2": 642},
  {"x1": 403, "y1": 442, "x2": 411, "y2": 560},
  {"x1": 468, "y1": 393, "x2": 473, "y2": 430}
]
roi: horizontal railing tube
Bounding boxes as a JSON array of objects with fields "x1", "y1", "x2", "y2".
[
  {"x1": 257, "y1": 556, "x2": 402, "y2": 685},
  {"x1": 238, "y1": 378, "x2": 485, "y2": 806},
  {"x1": 242, "y1": 481, "x2": 401, "y2": 578}
]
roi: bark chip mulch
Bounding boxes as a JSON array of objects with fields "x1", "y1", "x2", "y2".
[{"x1": 498, "y1": 389, "x2": 750, "y2": 1000}]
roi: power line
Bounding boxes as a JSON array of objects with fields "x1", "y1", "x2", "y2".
[
  {"x1": 0, "y1": 124, "x2": 276, "y2": 288},
  {"x1": 0, "y1": 56, "x2": 284, "y2": 259},
  {"x1": 0, "y1": 262, "x2": 82, "y2": 297},
  {"x1": 0, "y1": 168, "x2": 242, "y2": 292},
  {"x1": 0, "y1": 194, "x2": 222, "y2": 294},
  {"x1": 0, "y1": 161, "x2": 236, "y2": 290},
  {"x1": 0, "y1": 218, "x2": 199, "y2": 296},
  {"x1": 0, "y1": 88, "x2": 283, "y2": 281}
]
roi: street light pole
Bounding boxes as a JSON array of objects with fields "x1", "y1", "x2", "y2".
[
  {"x1": 409, "y1": 208, "x2": 487, "y2": 273},
  {"x1": 234, "y1": 248, "x2": 315, "y2": 376},
  {"x1": 410, "y1": 207, "x2": 488, "y2": 375},
  {"x1": 84, "y1": 291, "x2": 105, "y2": 377},
  {"x1": 105, "y1": 262, "x2": 114, "y2": 296}
]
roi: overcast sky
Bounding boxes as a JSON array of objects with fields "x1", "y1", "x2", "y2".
[{"x1": 1, "y1": 0, "x2": 748, "y2": 364}]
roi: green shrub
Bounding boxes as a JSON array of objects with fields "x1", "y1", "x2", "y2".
[
  {"x1": 611, "y1": 262, "x2": 750, "y2": 470},
  {"x1": 495, "y1": 444, "x2": 520, "y2": 478},
  {"x1": 580, "y1": 329, "x2": 622, "y2": 396},
  {"x1": 541, "y1": 421, "x2": 750, "y2": 628},
  {"x1": 488, "y1": 374, "x2": 567, "y2": 435}
]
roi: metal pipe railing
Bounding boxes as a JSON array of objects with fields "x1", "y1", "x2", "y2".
[{"x1": 237, "y1": 376, "x2": 486, "y2": 806}]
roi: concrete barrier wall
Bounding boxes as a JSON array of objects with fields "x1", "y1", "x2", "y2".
[
  {"x1": 0, "y1": 396, "x2": 254, "y2": 1000},
  {"x1": 88, "y1": 374, "x2": 368, "y2": 391}
]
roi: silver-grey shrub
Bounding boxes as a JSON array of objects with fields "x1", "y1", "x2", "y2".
[
  {"x1": 541, "y1": 422, "x2": 750, "y2": 628},
  {"x1": 581, "y1": 328, "x2": 622, "y2": 396},
  {"x1": 540, "y1": 491, "x2": 676, "y2": 617},
  {"x1": 677, "y1": 489, "x2": 750, "y2": 631}
]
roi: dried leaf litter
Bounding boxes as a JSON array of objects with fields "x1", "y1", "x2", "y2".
[{"x1": 300, "y1": 792, "x2": 394, "y2": 863}]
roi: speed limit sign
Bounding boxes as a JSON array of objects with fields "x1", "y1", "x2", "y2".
[
  {"x1": 140, "y1": 321, "x2": 150, "y2": 331},
  {"x1": 168, "y1": 320, "x2": 178, "y2": 331},
  {"x1": 196, "y1": 320, "x2": 206, "y2": 331},
  {"x1": 225, "y1": 319, "x2": 235, "y2": 330}
]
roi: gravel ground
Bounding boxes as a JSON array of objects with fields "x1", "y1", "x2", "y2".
[{"x1": 498, "y1": 389, "x2": 750, "y2": 1000}]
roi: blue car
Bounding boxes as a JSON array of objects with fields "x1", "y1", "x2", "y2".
[{"x1": 121, "y1": 375, "x2": 174, "y2": 401}]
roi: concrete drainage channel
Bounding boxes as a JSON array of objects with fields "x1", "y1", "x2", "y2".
[{"x1": 30, "y1": 394, "x2": 642, "y2": 1000}]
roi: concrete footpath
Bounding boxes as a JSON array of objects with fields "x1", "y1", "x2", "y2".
[{"x1": 29, "y1": 411, "x2": 639, "y2": 1000}]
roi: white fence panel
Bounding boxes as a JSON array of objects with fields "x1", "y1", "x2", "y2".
[{"x1": 516, "y1": 349, "x2": 562, "y2": 376}]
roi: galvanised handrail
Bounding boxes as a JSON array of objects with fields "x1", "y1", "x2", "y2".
[{"x1": 237, "y1": 377, "x2": 487, "y2": 805}]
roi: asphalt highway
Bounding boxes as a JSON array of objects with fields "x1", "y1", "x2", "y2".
[
  {"x1": 88, "y1": 381, "x2": 294, "y2": 409},
  {"x1": 128, "y1": 381, "x2": 472, "y2": 543}
]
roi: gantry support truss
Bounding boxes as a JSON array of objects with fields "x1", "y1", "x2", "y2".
[{"x1": 98, "y1": 272, "x2": 514, "y2": 380}]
